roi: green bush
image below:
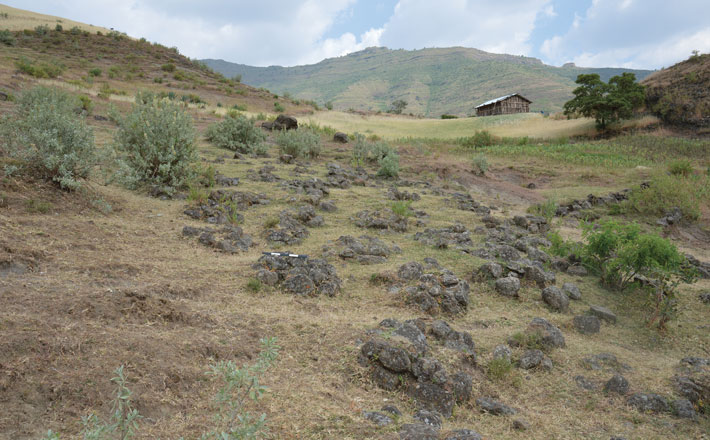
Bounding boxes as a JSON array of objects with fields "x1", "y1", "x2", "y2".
[
  {"x1": 113, "y1": 92, "x2": 197, "y2": 194},
  {"x1": 377, "y1": 151, "x2": 400, "y2": 178},
  {"x1": 206, "y1": 337, "x2": 279, "y2": 439},
  {"x1": 487, "y1": 358, "x2": 514, "y2": 381},
  {"x1": 15, "y1": 57, "x2": 65, "y2": 78},
  {"x1": 0, "y1": 29, "x2": 16, "y2": 46},
  {"x1": 440, "y1": 114, "x2": 458, "y2": 119},
  {"x1": 205, "y1": 114, "x2": 266, "y2": 154},
  {"x1": 459, "y1": 130, "x2": 495, "y2": 149},
  {"x1": 160, "y1": 63, "x2": 175, "y2": 72},
  {"x1": 471, "y1": 153, "x2": 488, "y2": 176},
  {"x1": 34, "y1": 25, "x2": 49, "y2": 36},
  {"x1": 88, "y1": 67, "x2": 102, "y2": 77},
  {"x1": 276, "y1": 128, "x2": 321, "y2": 158},
  {"x1": 528, "y1": 197, "x2": 558, "y2": 221},
  {"x1": 273, "y1": 101, "x2": 285, "y2": 113},
  {"x1": 78, "y1": 95, "x2": 93, "y2": 113},
  {"x1": 623, "y1": 173, "x2": 708, "y2": 221},
  {"x1": 390, "y1": 200, "x2": 412, "y2": 217},
  {"x1": 581, "y1": 220, "x2": 695, "y2": 328},
  {"x1": 0, "y1": 87, "x2": 95, "y2": 190},
  {"x1": 547, "y1": 230, "x2": 581, "y2": 258},
  {"x1": 667, "y1": 159, "x2": 693, "y2": 177}
]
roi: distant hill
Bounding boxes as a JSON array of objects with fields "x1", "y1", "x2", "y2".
[
  {"x1": 203, "y1": 47, "x2": 652, "y2": 116},
  {"x1": 0, "y1": 3, "x2": 113, "y2": 34},
  {"x1": 643, "y1": 52, "x2": 709, "y2": 128}
]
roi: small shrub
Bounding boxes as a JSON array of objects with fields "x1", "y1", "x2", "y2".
[
  {"x1": 34, "y1": 25, "x2": 49, "y2": 36},
  {"x1": 78, "y1": 95, "x2": 93, "y2": 113},
  {"x1": 510, "y1": 331, "x2": 546, "y2": 351},
  {"x1": 273, "y1": 101, "x2": 285, "y2": 113},
  {"x1": 528, "y1": 197, "x2": 558, "y2": 221},
  {"x1": 459, "y1": 130, "x2": 495, "y2": 149},
  {"x1": 25, "y1": 199, "x2": 53, "y2": 214},
  {"x1": 113, "y1": 92, "x2": 197, "y2": 194},
  {"x1": 88, "y1": 67, "x2": 102, "y2": 77},
  {"x1": 623, "y1": 173, "x2": 707, "y2": 221},
  {"x1": 205, "y1": 337, "x2": 279, "y2": 439},
  {"x1": 547, "y1": 230, "x2": 581, "y2": 258},
  {"x1": 173, "y1": 70, "x2": 186, "y2": 81},
  {"x1": 471, "y1": 153, "x2": 488, "y2": 176},
  {"x1": 246, "y1": 278, "x2": 262, "y2": 293},
  {"x1": 487, "y1": 358, "x2": 513, "y2": 381},
  {"x1": 440, "y1": 114, "x2": 458, "y2": 119},
  {"x1": 253, "y1": 142, "x2": 269, "y2": 157},
  {"x1": 205, "y1": 114, "x2": 266, "y2": 154},
  {"x1": 263, "y1": 217, "x2": 279, "y2": 229},
  {"x1": 232, "y1": 103, "x2": 247, "y2": 111},
  {"x1": 276, "y1": 129, "x2": 321, "y2": 158},
  {"x1": 161, "y1": 63, "x2": 176, "y2": 72},
  {"x1": 15, "y1": 57, "x2": 65, "y2": 78},
  {"x1": 79, "y1": 366, "x2": 141, "y2": 439},
  {"x1": 325, "y1": 101, "x2": 333, "y2": 110},
  {"x1": 0, "y1": 29, "x2": 16, "y2": 46},
  {"x1": 377, "y1": 152, "x2": 400, "y2": 178},
  {"x1": 390, "y1": 200, "x2": 412, "y2": 218},
  {"x1": 0, "y1": 87, "x2": 95, "y2": 190},
  {"x1": 232, "y1": 74, "x2": 242, "y2": 83},
  {"x1": 668, "y1": 159, "x2": 693, "y2": 177}
]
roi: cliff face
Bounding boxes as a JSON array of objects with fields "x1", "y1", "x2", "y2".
[{"x1": 643, "y1": 53, "x2": 710, "y2": 128}]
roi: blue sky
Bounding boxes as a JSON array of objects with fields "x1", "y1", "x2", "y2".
[{"x1": 5, "y1": 0, "x2": 709, "y2": 69}]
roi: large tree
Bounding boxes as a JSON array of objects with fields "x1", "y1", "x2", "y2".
[{"x1": 564, "y1": 72, "x2": 645, "y2": 129}]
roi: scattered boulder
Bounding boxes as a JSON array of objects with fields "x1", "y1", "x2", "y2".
[
  {"x1": 450, "y1": 192, "x2": 490, "y2": 215},
  {"x1": 476, "y1": 397, "x2": 516, "y2": 415},
  {"x1": 671, "y1": 399, "x2": 697, "y2": 419},
  {"x1": 698, "y1": 292, "x2": 710, "y2": 304},
  {"x1": 588, "y1": 305, "x2": 617, "y2": 324},
  {"x1": 281, "y1": 177, "x2": 331, "y2": 205},
  {"x1": 562, "y1": 282, "x2": 581, "y2": 300},
  {"x1": 519, "y1": 349, "x2": 546, "y2": 370},
  {"x1": 252, "y1": 254, "x2": 341, "y2": 296},
  {"x1": 556, "y1": 190, "x2": 631, "y2": 218},
  {"x1": 399, "y1": 263, "x2": 470, "y2": 315},
  {"x1": 273, "y1": 114, "x2": 298, "y2": 131},
  {"x1": 429, "y1": 320, "x2": 476, "y2": 355},
  {"x1": 322, "y1": 235, "x2": 400, "y2": 264},
  {"x1": 325, "y1": 162, "x2": 369, "y2": 188},
  {"x1": 318, "y1": 200, "x2": 337, "y2": 212},
  {"x1": 542, "y1": 286, "x2": 569, "y2": 312},
  {"x1": 477, "y1": 262, "x2": 503, "y2": 280},
  {"x1": 183, "y1": 190, "x2": 268, "y2": 224},
  {"x1": 444, "y1": 429, "x2": 482, "y2": 440},
  {"x1": 492, "y1": 345, "x2": 512, "y2": 362},
  {"x1": 266, "y1": 206, "x2": 323, "y2": 245},
  {"x1": 627, "y1": 393, "x2": 670, "y2": 413},
  {"x1": 388, "y1": 186, "x2": 421, "y2": 201},
  {"x1": 382, "y1": 405, "x2": 402, "y2": 416},
  {"x1": 333, "y1": 132, "x2": 349, "y2": 143},
  {"x1": 512, "y1": 419, "x2": 530, "y2": 431},
  {"x1": 604, "y1": 374, "x2": 629, "y2": 395},
  {"x1": 214, "y1": 174, "x2": 240, "y2": 186},
  {"x1": 413, "y1": 224, "x2": 473, "y2": 250},
  {"x1": 353, "y1": 209, "x2": 409, "y2": 232},
  {"x1": 657, "y1": 207, "x2": 683, "y2": 227},
  {"x1": 582, "y1": 353, "x2": 631, "y2": 373},
  {"x1": 522, "y1": 317, "x2": 566, "y2": 349},
  {"x1": 413, "y1": 409, "x2": 442, "y2": 428},
  {"x1": 685, "y1": 254, "x2": 710, "y2": 279},
  {"x1": 182, "y1": 225, "x2": 254, "y2": 253},
  {"x1": 573, "y1": 315, "x2": 601, "y2": 334},
  {"x1": 575, "y1": 375, "x2": 597, "y2": 390},
  {"x1": 567, "y1": 265, "x2": 588, "y2": 276},
  {"x1": 363, "y1": 411, "x2": 393, "y2": 426},
  {"x1": 673, "y1": 357, "x2": 709, "y2": 414},
  {"x1": 524, "y1": 265, "x2": 556, "y2": 288},
  {"x1": 495, "y1": 276, "x2": 521, "y2": 298},
  {"x1": 247, "y1": 165, "x2": 281, "y2": 182},
  {"x1": 399, "y1": 424, "x2": 439, "y2": 440}
]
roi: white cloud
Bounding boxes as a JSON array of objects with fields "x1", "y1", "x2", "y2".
[
  {"x1": 378, "y1": 0, "x2": 551, "y2": 56},
  {"x1": 540, "y1": 0, "x2": 710, "y2": 68}
]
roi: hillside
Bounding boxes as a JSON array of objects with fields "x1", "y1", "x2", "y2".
[
  {"x1": 643, "y1": 52, "x2": 710, "y2": 129},
  {"x1": 203, "y1": 47, "x2": 652, "y2": 116},
  {"x1": 0, "y1": 3, "x2": 113, "y2": 34}
]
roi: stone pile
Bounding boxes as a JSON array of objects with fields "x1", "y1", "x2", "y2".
[
  {"x1": 322, "y1": 235, "x2": 401, "y2": 265},
  {"x1": 253, "y1": 254, "x2": 341, "y2": 296},
  {"x1": 183, "y1": 190, "x2": 269, "y2": 225},
  {"x1": 352, "y1": 209, "x2": 409, "y2": 232},
  {"x1": 182, "y1": 225, "x2": 253, "y2": 253},
  {"x1": 396, "y1": 261, "x2": 471, "y2": 315},
  {"x1": 265, "y1": 205, "x2": 323, "y2": 245},
  {"x1": 413, "y1": 224, "x2": 474, "y2": 250},
  {"x1": 325, "y1": 163, "x2": 369, "y2": 188},
  {"x1": 449, "y1": 192, "x2": 490, "y2": 215}
]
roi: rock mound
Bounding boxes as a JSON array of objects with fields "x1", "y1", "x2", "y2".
[
  {"x1": 322, "y1": 235, "x2": 401, "y2": 264},
  {"x1": 253, "y1": 254, "x2": 341, "y2": 296}
]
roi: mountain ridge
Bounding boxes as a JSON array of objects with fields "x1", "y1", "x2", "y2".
[{"x1": 203, "y1": 46, "x2": 653, "y2": 116}]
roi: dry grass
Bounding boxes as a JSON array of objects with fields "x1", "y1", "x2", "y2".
[
  {"x1": 0, "y1": 4, "x2": 113, "y2": 34},
  {"x1": 1, "y1": 127, "x2": 708, "y2": 439}
]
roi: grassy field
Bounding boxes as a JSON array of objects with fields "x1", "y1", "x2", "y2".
[
  {"x1": 303, "y1": 111, "x2": 661, "y2": 140},
  {"x1": 0, "y1": 4, "x2": 113, "y2": 34}
]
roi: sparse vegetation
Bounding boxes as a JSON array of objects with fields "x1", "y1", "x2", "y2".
[
  {"x1": 0, "y1": 86, "x2": 95, "y2": 190},
  {"x1": 471, "y1": 153, "x2": 488, "y2": 176},
  {"x1": 276, "y1": 128, "x2": 321, "y2": 158},
  {"x1": 273, "y1": 101, "x2": 285, "y2": 113},
  {"x1": 113, "y1": 92, "x2": 197, "y2": 194},
  {"x1": 390, "y1": 200, "x2": 412, "y2": 218},
  {"x1": 205, "y1": 114, "x2": 266, "y2": 154},
  {"x1": 668, "y1": 159, "x2": 693, "y2": 177},
  {"x1": 0, "y1": 29, "x2": 16, "y2": 46},
  {"x1": 15, "y1": 57, "x2": 65, "y2": 78},
  {"x1": 621, "y1": 173, "x2": 709, "y2": 221},
  {"x1": 459, "y1": 130, "x2": 495, "y2": 149}
]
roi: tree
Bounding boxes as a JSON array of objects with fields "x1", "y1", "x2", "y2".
[
  {"x1": 389, "y1": 99, "x2": 408, "y2": 114},
  {"x1": 563, "y1": 72, "x2": 645, "y2": 129}
]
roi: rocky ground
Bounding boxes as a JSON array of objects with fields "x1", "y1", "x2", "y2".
[{"x1": 1, "y1": 126, "x2": 709, "y2": 440}]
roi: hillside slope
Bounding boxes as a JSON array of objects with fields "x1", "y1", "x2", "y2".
[
  {"x1": 0, "y1": 3, "x2": 113, "y2": 34},
  {"x1": 643, "y1": 53, "x2": 710, "y2": 129},
  {"x1": 203, "y1": 47, "x2": 652, "y2": 116}
]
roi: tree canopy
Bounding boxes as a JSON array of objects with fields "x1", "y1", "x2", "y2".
[{"x1": 564, "y1": 72, "x2": 645, "y2": 129}]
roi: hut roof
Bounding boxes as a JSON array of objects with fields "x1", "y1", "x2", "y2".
[{"x1": 475, "y1": 93, "x2": 531, "y2": 109}]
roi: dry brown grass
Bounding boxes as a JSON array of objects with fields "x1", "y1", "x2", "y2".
[{"x1": 1, "y1": 124, "x2": 709, "y2": 439}]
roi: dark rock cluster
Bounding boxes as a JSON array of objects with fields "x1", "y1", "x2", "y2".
[
  {"x1": 353, "y1": 209, "x2": 409, "y2": 232},
  {"x1": 253, "y1": 254, "x2": 341, "y2": 296},
  {"x1": 394, "y1": 261, "x2": 471, "y2": 315},
  {"x1": 322, "y1": 235, "x2": 401, "y2": 265},
  {"x1": 183, "y1": 190, "x2": 269, "y2": 225},
  {"x1": 265, "y1": 206, "x2": 324, "y2": 245},
  {"x1": 413, "y1": 224, "x2": 474, "y2": 250},
  {"x1": 449, "y1": 192, "x2": 491, "y2": 215},
  {"x1": 325, "y1": 163, "x2": 369, "y2": 188},
  {"x1": 280, "y1": 177, "x2": 331, "y2": 205},
  {"x1": 182, "y1": 225, "x2": 254, "y2": 253},
  {"x1": 555, "y1": 189, "x2": 632, "y2": 218},
  {"x1": 387, "y1": 186, "x2": 421, "y2": 201}
]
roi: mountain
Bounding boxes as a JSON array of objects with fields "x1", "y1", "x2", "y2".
[
  {"x1": 643, "y1": 52, "x2": 709, "y2": 128},
  {"x1": 203, "y1": 47, "x2": 653, "y2": 116}
]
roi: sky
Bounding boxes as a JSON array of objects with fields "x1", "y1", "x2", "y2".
[{"x1": 6, "y1": 0, "x2": 710, "y2": 69}]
